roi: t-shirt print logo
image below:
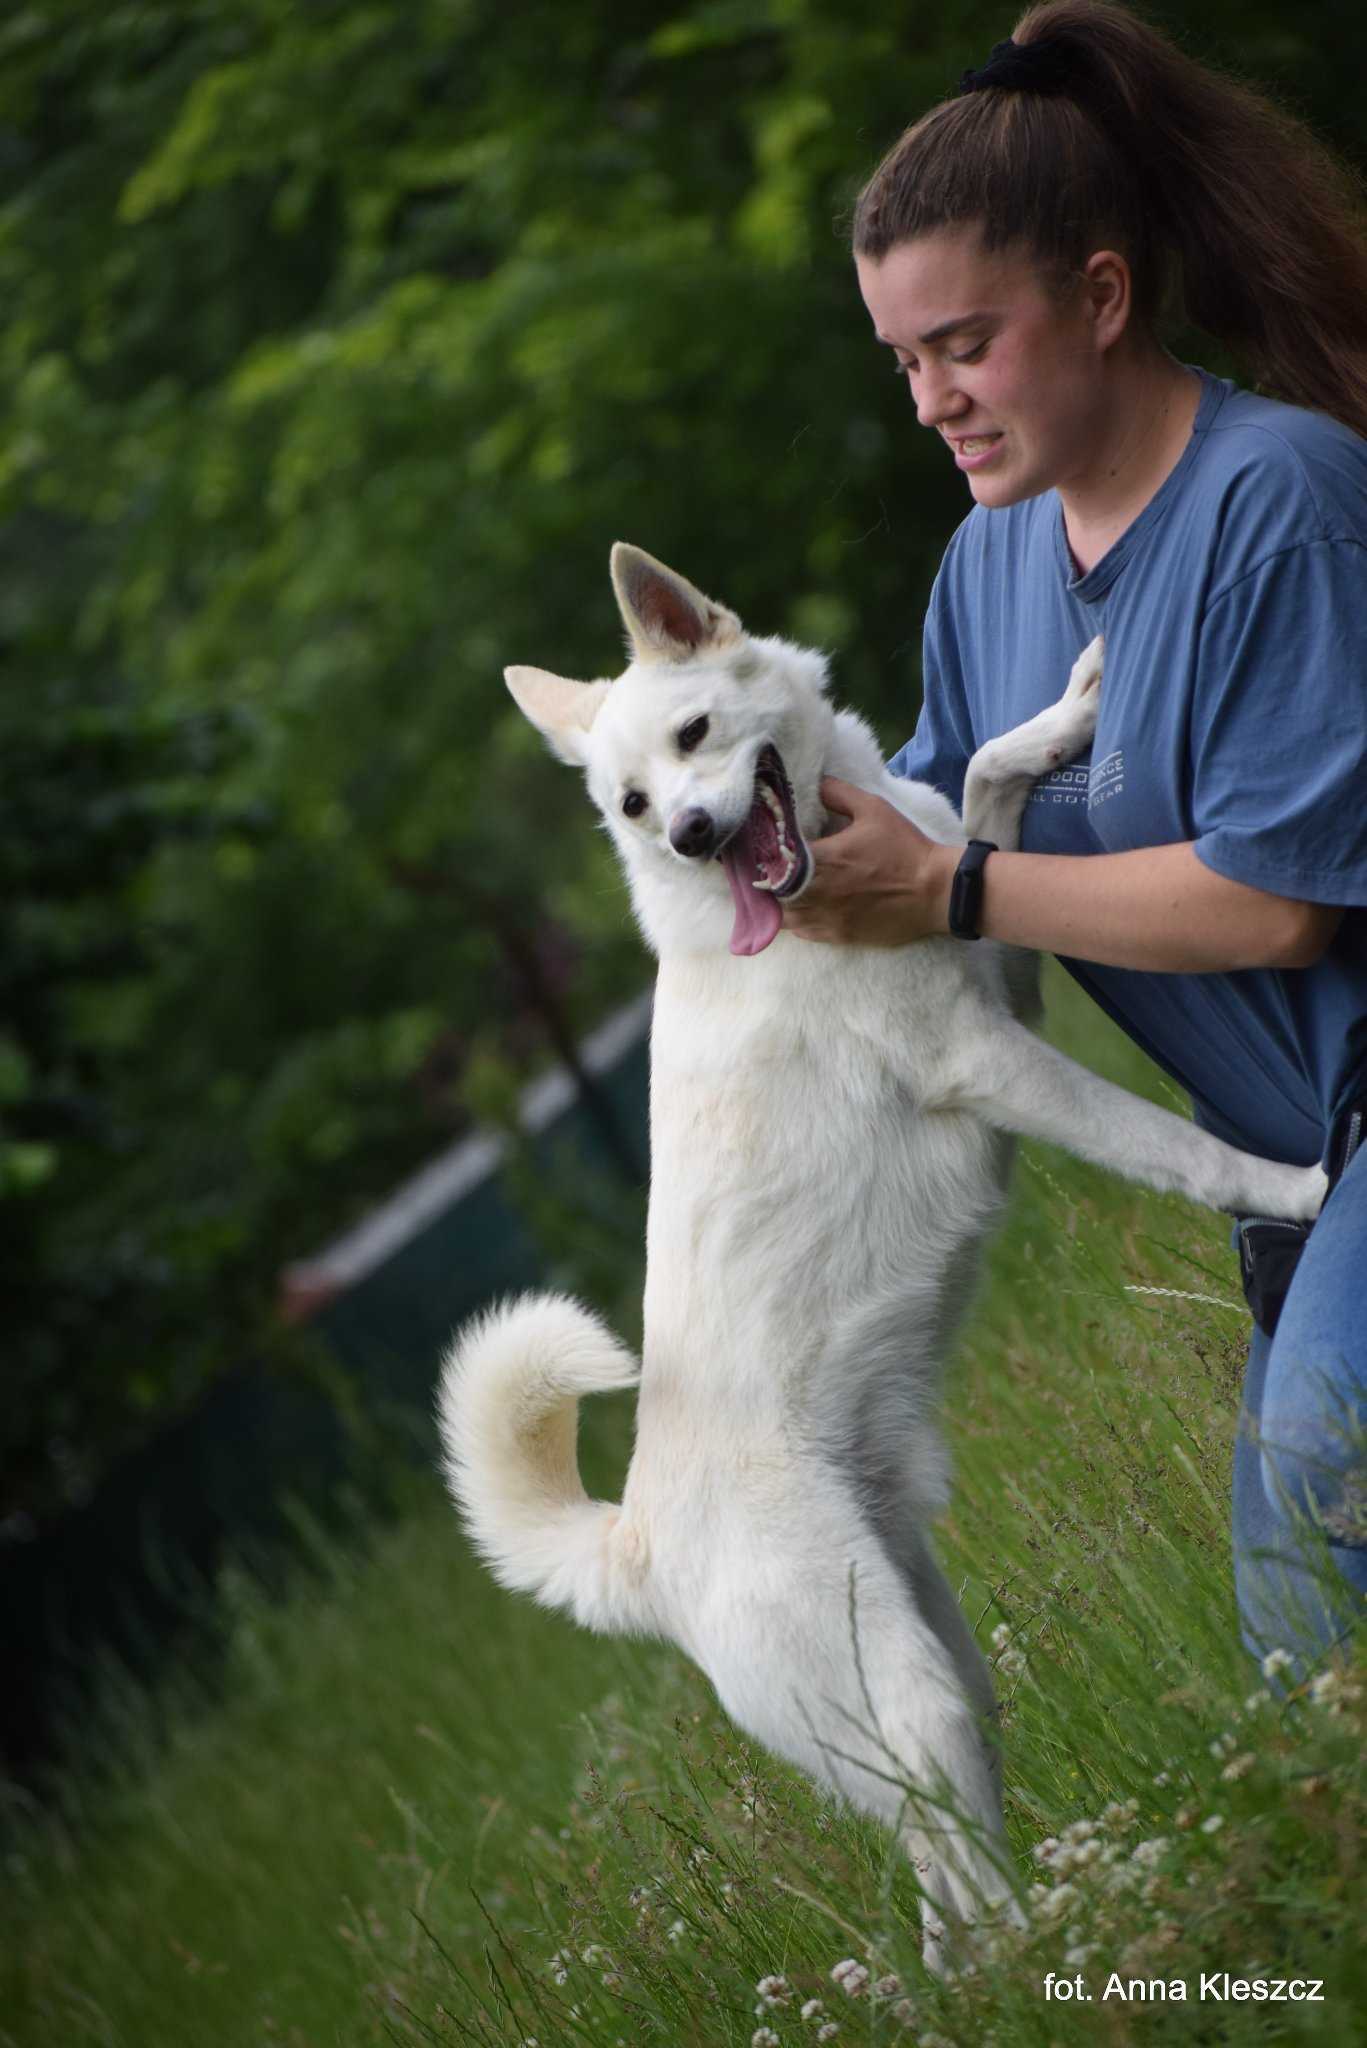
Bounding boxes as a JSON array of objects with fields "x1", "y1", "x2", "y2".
[
  {"x1": 1026, "y1": 763, "x2": 1090, "y2": 806},
  {"x1": 1088, "y1": 748, "x2": 1125, "y2": 809}
]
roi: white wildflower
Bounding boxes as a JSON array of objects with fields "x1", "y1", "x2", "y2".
[
  {"x1": 549, "y1": 1949, "x2": 573, "y2": 1985},
  {"x1": 1065, "y1": 1943, "x2": 1099, "y2": 1968},
  {"x1": 800, "y1": 1999, "x2": 826, "y2": 2022},
  {"x1": 830, "y1": 1957, "x2": 870, "y2": 1996},
  {"x1": 1103, "y1": 1798, "x2": 1139, "y2": 1829},
  {"x1": 1309, "y1": 1667, "x2": 1362, "y2": 1716},
  {"x1": 989, "y1": 1620, "x2": 1012, "y2": 1650},
  {"x1": 751, "y1": 2030, "x2": 781, "y2": 2048},
  {"x1": 756, "y1": 1975, "x2": 793, "y2": 2009},
  {"x1": 1036, "y1": 1881, "x2": 1079, "y2": 1920},
  {"x1": 1032, "y1": 1836, "x2": 1062, "y2": 1867},
  {"x1": 1132, "y1": 1836, "x2": 1171, "y2": 1868},
  {"x1": 997, "y1": 1647, "x2": 1027, "y2": 1679},
  {"x1": 690, "y1": 1845, "x2": 713, "y2": 1868},
  {"x1": 891, "y1": 1998, "x2": 918, "y2": 2027},
  {"x1": 666, "y1": 1918, "x2": 686, "y2": 1944},
  {"x1": 1152, "y1": 1769, "x2": 1171, "y2": 1787},
  {"x1": 1201, "y1": 1813, "x2": 1225, "y2": 1834},
  {"x1": 1261, "y1": 1647, "x2": 1294, "y2": 1679},
  {"x1": 1243, "y1": 1687, "x2": 1272, "y2": 1714},
  {"x1": 1209, "y1": 1732, "x2": 1237, "y2": 1759},
  {"x1": 1221, "y1": 1751, "x2": 1256, "y2": 1782},
  {"x1": 816, "y1": 2027, "x2": 840, "y2": 2044},
  {"x1": 874, "y1": 1973, "x2": 901, "y2": 1998},
  {"x1": 1062, "y1": 1817, "x2": 1100, "y2": 1845}
]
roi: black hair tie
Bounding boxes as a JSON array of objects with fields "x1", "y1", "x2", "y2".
[{"x1": 960, "y1": 35, "x2": 1076, "y2": 96}]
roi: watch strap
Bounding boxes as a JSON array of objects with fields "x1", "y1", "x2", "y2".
[{"x1": 947, "y1": 837, "x2": 997, "y2": 940}]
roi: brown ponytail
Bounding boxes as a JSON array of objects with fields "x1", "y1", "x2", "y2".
[{"x1": 853, "y1": 1, "x2": 1367, "y2": 440}]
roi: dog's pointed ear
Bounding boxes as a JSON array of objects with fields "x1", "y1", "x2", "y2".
[
  {"x1": 610, "y1": 542, "x2": 742, "y2": 665},
  {"x1": 505, "y1": 665, "x2": 610, "y2": 767}
]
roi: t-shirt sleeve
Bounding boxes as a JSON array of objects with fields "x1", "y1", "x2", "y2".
[
  {"x1": 1191, "y1": 538, "x2": 1367, "y2": 905},
  {"x1": 886, "y1": 565, "x2": 977, "y2": 812}
]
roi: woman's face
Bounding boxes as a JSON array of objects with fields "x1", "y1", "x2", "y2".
[{"x1": 855, "y1": 227, "x2": 1119, "y2": 510}]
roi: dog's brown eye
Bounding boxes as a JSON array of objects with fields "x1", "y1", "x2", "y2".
[
  {"x1": 622, "y1": 790, "x2": 648, "y2": 819},
  {"x1": 678, "y1": 716, "x2": 709, "y2": 754}
]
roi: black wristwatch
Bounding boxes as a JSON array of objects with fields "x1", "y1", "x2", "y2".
[{"x1": 947, "y1": 838, "x2": 997, "y2": 940}]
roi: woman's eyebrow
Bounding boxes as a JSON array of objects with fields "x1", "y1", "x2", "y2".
[{"x1": 876, "y1": 313, "x2": 991, "y2": 347}]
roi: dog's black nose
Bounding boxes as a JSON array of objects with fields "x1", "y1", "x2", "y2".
[{"x1": 669, "y1": 806, "x2": 717, "y2": 858}]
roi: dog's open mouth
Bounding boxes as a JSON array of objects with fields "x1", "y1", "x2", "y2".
[{"x1": 718, "y1": 744, "x2": 810, "y2": 958}]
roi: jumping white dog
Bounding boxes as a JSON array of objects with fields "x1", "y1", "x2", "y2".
[{"x1": 437, "y1": 545, "x2": 1325, "y2": 1962}]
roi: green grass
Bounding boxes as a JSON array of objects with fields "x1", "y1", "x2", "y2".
[{"x1": 4, "y1": 966, "x2": 1364, "y2": 2048}]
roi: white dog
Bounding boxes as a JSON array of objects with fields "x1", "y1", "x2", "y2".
[{"x1": 437, "y1": 545, "x2": 1324, "y2": 1962}]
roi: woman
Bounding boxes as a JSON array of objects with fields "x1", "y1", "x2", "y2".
[{"x1": 784, "y1": 0, "x2": 1367, "y2": 1668}]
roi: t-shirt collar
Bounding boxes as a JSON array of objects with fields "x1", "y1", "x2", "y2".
[{"x1": 1054, "y1": 367, "x2": 1233, "y2": 603}]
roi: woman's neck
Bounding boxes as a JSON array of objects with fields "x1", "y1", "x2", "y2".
[{"x1": 1058, "y1": 353, "x2": 1203, "y2": 576}]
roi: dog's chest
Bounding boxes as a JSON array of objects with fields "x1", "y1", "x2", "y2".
[
  {"x1": 652, "y1": 961, "x2": 910, "y2": 1152},
  {"x1": 650, "y1": 944, "x2": 961, "y2": 1115},
  {"x1": 645, "y1": 950, "x2": 998, "y2": 1301}
]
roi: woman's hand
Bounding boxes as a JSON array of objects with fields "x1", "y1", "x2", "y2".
[{"x1": 783, "y1": 777, "x2": 958, "y2": 947}]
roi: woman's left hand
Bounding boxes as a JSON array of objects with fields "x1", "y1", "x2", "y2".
[{"x1": 783, "y1": 777, "x2": 958, "y2": 946}]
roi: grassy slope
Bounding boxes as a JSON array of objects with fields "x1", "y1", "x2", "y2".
[{"x1": 4, "y1": 966, "x2": 1363, "y2": 2048}]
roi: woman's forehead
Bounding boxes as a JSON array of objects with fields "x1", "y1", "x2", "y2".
[{"x1": 855, "y1": 229, "x2": 1047, "y2": 336}]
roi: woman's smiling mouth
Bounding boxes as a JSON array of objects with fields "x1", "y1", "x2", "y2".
[{"x1": 946, "y1": 430, "x2": 1004, "y2": 469}]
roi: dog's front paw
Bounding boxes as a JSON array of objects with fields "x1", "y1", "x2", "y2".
[
  {"x1": 1039, "y1": 635, "x2": 1103, "y2": 764},
  {"x1": 1064, "y1": 633, "x2": 1104, "y2": 706},
  {"x1": 1293, "y1": 1162, "x2": 1331, "y2": 1221}
]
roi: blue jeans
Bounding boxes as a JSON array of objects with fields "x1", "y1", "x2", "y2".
[{"x1": 1232, "y1": 1139, "x2": 1367, "y2": 1668}]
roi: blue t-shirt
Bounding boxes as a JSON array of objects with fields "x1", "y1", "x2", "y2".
[{"x1": 889, "y1": 369, "x2": 1367, "y2": 1167}]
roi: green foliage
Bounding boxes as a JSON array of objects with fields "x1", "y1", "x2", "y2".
[{"x1": 4, "y1": 0, "x2": 1366, "y2": 1521}]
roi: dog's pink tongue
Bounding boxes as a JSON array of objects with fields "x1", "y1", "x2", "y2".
[{"x1": 721, "y1": 817, "x2": 783, "y2": 957}]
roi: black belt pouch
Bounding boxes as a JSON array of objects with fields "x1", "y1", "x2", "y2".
[
  {"x1": 1237, "y1": 1094, "x2": 1364, "y2": 1339},
  {"x1": 1237, "y1": 1217, "x2": 1312, "y2": 1339}
]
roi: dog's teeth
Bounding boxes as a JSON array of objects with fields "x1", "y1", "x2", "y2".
[{"x1": 752, "y1": 845, "x2": 797, "y2": 893}]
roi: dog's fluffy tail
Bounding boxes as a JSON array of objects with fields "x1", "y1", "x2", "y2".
[{"x1": 436, "y1": 1292, "x2": 649, "y2": 1635}]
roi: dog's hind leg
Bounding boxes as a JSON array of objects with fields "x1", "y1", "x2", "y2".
[
  {"x1": 855, "y1": 1646, "x2": 1018, "y2": 1966},
  {"x1": 714, "y1": 1554, "x2": 1017, "y2": 1973},
  {"x1": 887, "y1": 1523, "x2": 1004, "y2": 1802}
]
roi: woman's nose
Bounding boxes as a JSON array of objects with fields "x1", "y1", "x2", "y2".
[{"x1": 914, "y1": 366, "x2": 968, "y2": 431}]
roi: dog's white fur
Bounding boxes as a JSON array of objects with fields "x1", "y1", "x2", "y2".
[{"x1": 437, "y1": 547, "x2": 1325, "y2": 1962}]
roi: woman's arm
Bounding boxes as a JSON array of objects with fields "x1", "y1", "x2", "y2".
[{"x1": 783, "y1": 777, "x2": 1342, "y2": 971}]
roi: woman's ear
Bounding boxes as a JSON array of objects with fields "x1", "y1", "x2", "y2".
[{"x1": 1080, "y1": 248, "x2": 1133, "y2": 353}]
